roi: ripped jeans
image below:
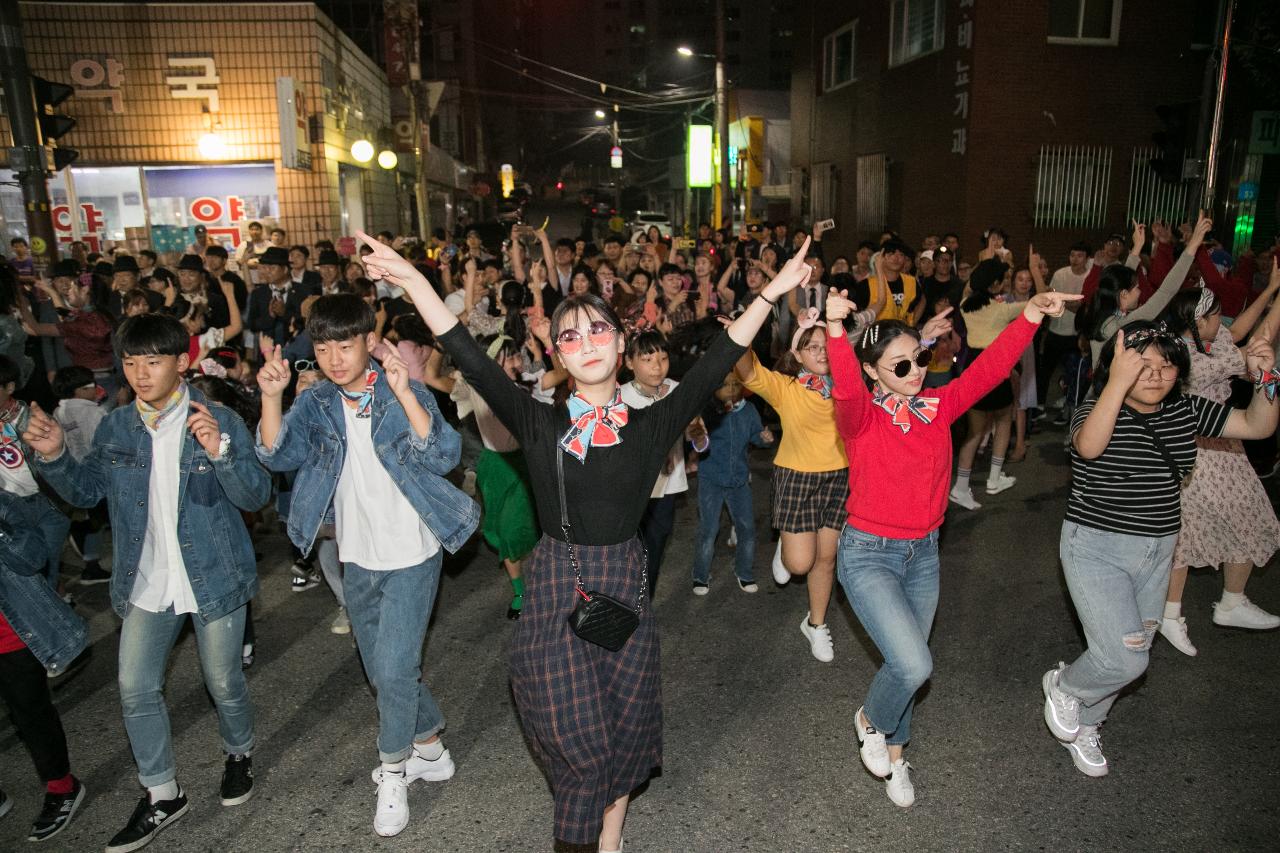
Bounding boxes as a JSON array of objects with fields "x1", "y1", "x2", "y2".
[{"x1": 1058, "y1": 522, "x2": 1177, "y2": 727}]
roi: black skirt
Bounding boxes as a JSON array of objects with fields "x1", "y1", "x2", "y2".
[
  {"x1": 509, "y1": 535, "x2": 660, "y2": 846},
  {"x1": 966, "y1": 346, "x2": 1014, "y2": 411}
]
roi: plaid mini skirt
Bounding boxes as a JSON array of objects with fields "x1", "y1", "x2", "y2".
[
  {"x1": 510, "y1": 535, "x2": 661, "y2": 846},
  {"x1": 770, "y1": 465, "x2": 850, "y2": 533}
]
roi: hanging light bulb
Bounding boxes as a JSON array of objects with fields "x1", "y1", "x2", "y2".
[
  {"x1": 198, "y1": 132, "x2": 227, "y2": 160},
  {"x1": 377, "y1": 149, "x2": 398, "y2": 170},
  {"x1": 351, "y1": 139, "x2": 375, "y2": 163}
]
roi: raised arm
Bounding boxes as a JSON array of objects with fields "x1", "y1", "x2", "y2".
[
  {"x1": 725, "y1": 236, "x2": 814, "y2": 349},
  {"x1": 1228, "y1": 256, "x2": 1280, "y2": 344},
  {"x1": 824, "y1": 288, "x2": 873, "y2": 436},
  {"x1": 1220, "y1": 336, "x2": 1279, "y2": 440},
  {"x1": 1130, "y1": 213, "x2": 1211, "y2": 322}
]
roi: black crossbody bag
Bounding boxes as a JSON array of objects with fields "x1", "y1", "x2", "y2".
[
  {"x1": 557, "y1": 450, "x2": 646, "y2": 652},
  {"x1": 1122, "y1": 405, "x2": 1190, "y2": 488}
]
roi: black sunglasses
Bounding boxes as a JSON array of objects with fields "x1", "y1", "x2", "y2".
[{"x1": 883, "y1": 350, "x2": 932, "y2": 378}]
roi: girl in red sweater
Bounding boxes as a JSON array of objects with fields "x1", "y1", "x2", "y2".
[{"x1": 825, "y1": 287, "x2": 1080, "y2": 808}]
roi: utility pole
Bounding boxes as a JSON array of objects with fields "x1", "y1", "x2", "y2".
[
  {"x1": 1201, "y1": 0, "x2": 1233, "y2": 213},
  {"x1": 0, "y1": 0, "x2": 58, "y2": 271},
  {"x1": 714, "y1": 0, "x2": 730, "y2": 231}
]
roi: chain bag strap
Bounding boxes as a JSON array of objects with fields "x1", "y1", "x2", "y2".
[
  {"x1": 1122, "y1": 404, "x2": 1191, "y2": 489},
  {"x1": 558, "y1": 449, "x2": 644, "y2": 651}
]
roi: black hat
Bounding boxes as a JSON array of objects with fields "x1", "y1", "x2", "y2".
[
  {"x1": 317, "y1": 249, "x2": 341, "y2": 267},
  {"x1": 93, "y1": 261, "x2": 114, "y2": 279},
  {"x1": 113, "y1": 254, "x2": 139, "y2": 274},
  {"x1": 205, "y1": 244, "x2": 228, "y2": 259},
  {"x1": 178, "y1": 254, "x2": 205, "y2": 272},
  {"x1": 259, "y1": 246, "x2": 290, "y2": 267},
  {"x1": 150, "y1": 267, "x2": 178, "y2": 287},
  {"x1": 881, "y1": 238, "x2": 913, "y2": 257},
  {"x1": 1105, "y1": 233, "x2": 1126, "y2": 244},
  {"x1": 50, "y1": 259, "x2": 80, "y2": 279},
  {"x1": 969, "y1": 258, "x2": 1010, "y2": 293}
]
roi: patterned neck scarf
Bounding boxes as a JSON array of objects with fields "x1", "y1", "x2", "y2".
[
  {"x1": 560, "y1": 390, "x2": 630, "y2": 462},
  {"x1": 137, "y1": 382, "x2": 187, "y2": 431},
  {"x1": 796, "y1": 370, "x2": 833, "y2": 400},
  {"x1": 338, "y1": 366, "x2": 379, "y2": 419},
  {"x1": 872, "y1": 386, "x2": 939, "y2": 434},
  {"x1": 270, "y1": 282, "x2": 290, "y2": 300}
]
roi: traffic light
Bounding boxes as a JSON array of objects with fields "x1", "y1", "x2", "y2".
[
  {"x1": 1149, "y1": 102, "x2": 1195, "y2": 184},
  {"x1": 32, "y1": 75, "x2": 78, "y2": 172}
]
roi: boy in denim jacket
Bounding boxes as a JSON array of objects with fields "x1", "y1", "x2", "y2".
[
  {"x1": 25, "y1": 314, "x2": 270, "y2": 853},
  {"x1": 255, "y1": 294, "x2": 477, "y2": 839},
  {"x1": 0, "y1": 488, "x2": 88, "y2": 842}
]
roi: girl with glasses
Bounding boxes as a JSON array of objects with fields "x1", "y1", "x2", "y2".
[
  {"x1": 1041, "y1": 320, "x2": 1278, "y2": 779},
  {"x1": 354, "y1": 230, "x2": 817, "y2": 853},
  {"x1": 826, "y1": 287, "x2": 1080, "y2": 808}
]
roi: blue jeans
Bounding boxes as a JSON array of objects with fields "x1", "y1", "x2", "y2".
[
  {"x1": 837, "y1": 525, "x2": 940, "y2": 746},
  {"x1": 30, "y1": 494, "x2": 69, "y2": 588},
  {"x1": 1057, "y1": 522, "x2": 1176, "y2": 727},
  {"x1": 343, "y1": 553, "x2": 445, "y2": 763},
  {"x1": 118, "y1": 603, "x2": 253, "y2": 787},
  {"x1": 692, "y1": 480, "x2": 756, "y2": 584}
]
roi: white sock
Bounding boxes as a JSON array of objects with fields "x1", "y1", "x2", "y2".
[
  {"x1": 954, "y1": 468, "x2": 972, "y2": 492},
  {"x1": 414, "y1": 739, "x2": 444, "y2": 761},
  {"x1": 988, "y1": 457, "x2": 1005, "y2": 483},
  {"x1": 381, "y1": 761, "x2": 406, "y2": 775},
  {"x1": 1219, "y1": 590, "x2": 1244, "y2": 610},
  {"x1": 148, "y1": 780, "x2": 179, "y2": 803},
  {"x1": 1163, "y1": 601, "x2": 1182, "y2": 620}
]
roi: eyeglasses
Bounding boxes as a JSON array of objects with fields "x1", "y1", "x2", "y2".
[
  {"x1": 1138, "y1": 363, "x2": 1179, "y2": 381},
  {"x1": 555, "y1": 320, "x2": 616, "y2": 354},
  {"x1": 881, "y1": 350, "x2": 932, "y2": 378},
  {"x1": 801, "y1": 343, "x2": 827, "y2": 355},
  {"x1": 293, "y1": 359, "x2": 320, "y2": 373}
]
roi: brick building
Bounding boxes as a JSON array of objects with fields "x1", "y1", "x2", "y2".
[
  {"x1": 0, "y1": 1, "x2": 441, "y2": 256},
  {"x1": 788, "y1": 0, "x2": 1245, "y2": 264}
]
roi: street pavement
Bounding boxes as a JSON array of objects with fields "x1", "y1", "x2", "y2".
[{"x1": 3, "y1": 423, "x2": 1279, "y2": 853}]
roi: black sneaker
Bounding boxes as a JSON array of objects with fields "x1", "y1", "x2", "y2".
[
  {"x1": 0, "y1": 787, "x2": 12, "y2": 820},
  {"x1": 80, "y1": 563, "x2": 111, "y2": 585},
  {"x1": 289, "y1": 570, "x2": 320, "y2": 593},
  {"x1": 220, "y1": 754, "x2": 254, "y2": 806},
  {"x1": 27, "y1": 777, "x2": 86, "y2": 842},
  {"x1": 105, "y1": 789, "x2": 189, "y2": 853}
]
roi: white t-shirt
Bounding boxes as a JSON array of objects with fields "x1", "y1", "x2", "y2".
[
  {"x1": 0, "y1": 436, "x2": 39, "y2": 497},
  {"x1": 333, "y1": 399, "x2": 440, "y2": 570},
  {"x1": 619, "y1": 378, "x2": 688, "y2": 497},
  {"x1": 132, "y1": 388, "x2": 200, "y2": 615},
  {"x1": 1047, "y1": 265, "x2": 1089, "y2": 336},
  {"x1": 54, "y1": 397, "x2": 105, "y2": 461}
]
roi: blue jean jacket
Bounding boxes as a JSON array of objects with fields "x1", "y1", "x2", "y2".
[
  {"x1": 0, "y1": 491, "x2": 87, "y2": 672},
  {"x1": 256, "y1": 368, "x2": 478, "y2": 557},
  {"x1": 34, "y1": 385, "x2": 271, "y2": 625}
]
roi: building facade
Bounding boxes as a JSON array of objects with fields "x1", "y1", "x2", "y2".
[
  {"x1": 788, "y1": 0, "x2": 1269, "y2": 263},
  {"x1": 0, "y1": 1, "x2": 460, "y2": 256}
]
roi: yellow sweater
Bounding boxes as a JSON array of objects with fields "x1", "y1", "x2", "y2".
[
  {"x1": 743, "y1": 353, "x2": 848, "y2": 472},
  {"x1": 962, "y1": 299, "x2": 1024, "y2": 349}
]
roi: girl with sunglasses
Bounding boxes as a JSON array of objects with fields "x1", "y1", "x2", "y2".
[
  {"x1": 354, "y1": 229, "x2": 817, "y2": 853},
  {"x1": 1041, "y1": 321, "x2": 1277, "y2": 778},
  {"x1": 826, "y1": 287, "x2": 1080, "y2": 808},
  {"x1": 734, "y1": 306, "x2": 848, "y2": 663}
]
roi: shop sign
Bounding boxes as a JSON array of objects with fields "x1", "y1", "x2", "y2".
[
  {"x1": 188, "y1": 196, "x2": 247, "y2": 247},
  {"x1": 52, "y1": 202, "x2": 105, "y2": 252},
  {"x1": 166, "y1": 56, "x2": 220, "y2": 112},
  {"x1": 952, "y1": 0, "x2": 975, "y2": 157},
  {"x1": 276, "y1": 77, "x2": 312, "y2": 171},
  {"x1": 1248, "y1": 111, "x2": 1280, "y2": 155},
  {"x1": 70, "y1": 57, "x2": 125, "y2": 113}
]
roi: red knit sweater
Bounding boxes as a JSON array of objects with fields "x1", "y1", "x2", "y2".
[{"x1": 829, "y1": 315, "x2": 1039, "y2": 539}]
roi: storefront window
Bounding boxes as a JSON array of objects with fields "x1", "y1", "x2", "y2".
[
  {"x1": 50, "y1": 167, "x2": 147, "y2": 252},
  {"x1": 144, "y1": 164, "x2": 278, "y2": 253}
]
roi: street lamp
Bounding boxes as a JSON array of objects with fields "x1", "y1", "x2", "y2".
[
  {"x1": 350, "y1": 139, "x2": 374, "y2": 163},
  {"x1": 676, "y1": 45, "x2": 694, "y2": 57},
  {"x1": 377, "y1": 149, "x2": 398, "y2": 170},
  {"x1": 197, "y1": 132, "x2": 227, "y2": 160},
  {"x1": 677, "y1": 44, "x2": 729, "y2": 230},
  {"x1": 594, "y1": 108, "x2": 606, "y2": 119}
]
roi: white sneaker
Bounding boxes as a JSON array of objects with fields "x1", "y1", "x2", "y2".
[
  {"x1": 373, "y1": 769, "x2": 409, "y2": 837},
  {"x1": 885, "y1": 759, "x2": 915, "y2": 807},
  {"x1": 984, "y1": 473, "x2": 1017, "y2": 495},
  {"x1": 692, "y1": 582, "x2": 709, "y2": 596},
  {"x1": 1159, "y1": 616, "x2": 1197, "y2": 656},
  {"x1": 737, "y1": 578, "x2": 758, "y2": 594},
  {"x1": 1212, "y1": 596, "x2": 1280, "y2": 630},
  {"x1": 948, "y1": 485, "x2": 982, "y2": 510},
  {"x1": 855, "y1": 706, "x2": 890, "y2": 778},
  {"x1": 771, "y1": 540, "x2": 789, "y2": 585},
  {"x1": 371, "y1": 745, "x2": 456, "y2": 785},
  {"x1": 1061, "y1": 725, "x2": 1108, "y2": 777},
  {"x1": 800, "y1": 613, "x2": 834, "y2": 663},
  {"x1": 330, "y1": 607, "x2": 351, "y2": 635},
  {"x1": 1042, "y1": 663, "x2": 1080, "y2": 742}
]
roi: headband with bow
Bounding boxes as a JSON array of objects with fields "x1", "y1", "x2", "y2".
[
  {"x1": 791, "y1": 306, "x2": 821, "y2": 354},
  {"x1": 1123, "y1": 322, "x2": 1186, "y2": 351},
  {"x1": 1193, "y1": 287, "x2": 1216, "y2": 320}
]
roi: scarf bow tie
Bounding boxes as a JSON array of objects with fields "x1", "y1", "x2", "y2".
[
  {"x1": 873, "y1": 388, "x2": 939, "y2": 434},
  {"x1": 797, "y1": 370, "x2": 833, "y2": 400},
  {"x1": 1255, "y1": 368, "x2": 1279, "y2": 402},
  {"x1": 339, "y1": 367, "x2": 379, "y2": 419},
  {"x1": 560, "y1": 391, "x2": 630, "y2": 462}
]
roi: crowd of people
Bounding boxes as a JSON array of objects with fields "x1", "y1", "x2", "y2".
[{"x1": 0, "y1": 206, "x2": 1277, "y2": 852}]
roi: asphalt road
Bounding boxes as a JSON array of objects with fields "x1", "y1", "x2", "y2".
[{"x1": 3, "y1": 423, "x2": 1279, "y2": 853}]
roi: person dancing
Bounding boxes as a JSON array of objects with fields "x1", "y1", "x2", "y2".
[{"x1": 355, "y1": 230, "x2": 816, "y2": 853}]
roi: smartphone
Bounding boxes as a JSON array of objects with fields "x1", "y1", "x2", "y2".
[{"x1": 815, "y1": 218, "x2": 835, "y2": 232}]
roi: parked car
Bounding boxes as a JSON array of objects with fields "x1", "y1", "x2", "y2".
[{"x1": 626, "y1": 210, "x2": 673, "y2": 239}]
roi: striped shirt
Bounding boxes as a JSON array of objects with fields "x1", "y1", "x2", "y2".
[{"x1": 1066, "y1": 395, "x2": 1231, "y2": 537}]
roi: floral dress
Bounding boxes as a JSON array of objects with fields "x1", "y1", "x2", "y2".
[{"x1": 1173, "y1": 325, "x2": 1280, "y2": 569}]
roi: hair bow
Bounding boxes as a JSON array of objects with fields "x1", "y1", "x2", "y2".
[
  {"x1": 1254, "y1": 368, "x2": 1279, "y2": 402},
  {"x1": 199, "y1": 357, "x2": 228, "y2": 378},
  {"x1": 1193, "y1": 288, "x2": 1216, "y2": 320},
  {"x1": 872, "y1": 387, "x2": 939, "y2": 434},
  {"x1": 1124, "y1": 322, "x2": 1186, "y2": 351},
  {"x1": 791, "y1": 306, "x2": 821, "y2": 354},
  {"x1": 485, "y1": 333, "x2": 512, "y2": 359}
]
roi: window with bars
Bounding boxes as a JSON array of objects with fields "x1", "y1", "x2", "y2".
[
  {"x1": 810, "y1": 163, "x2": 837, "y2": 222},
  {"x1": 822, "y1": 21, "x2": 856, "y2": 92},
  {"x1": 856, "y1": 154, "x2": 888, "y2": 234},
  {"x1": 889, "y1": 0, "x2": 943, "y2": 67},
  {"x1": 1033, "y1": 145, "x2": 1113, "y2": 229},
  {"x1": 1048, "y1": 0, "x2": 1121, "y2": 45},
  {"x1": 1126, "y1": 146, "x2": 1190, "y2": 226}
]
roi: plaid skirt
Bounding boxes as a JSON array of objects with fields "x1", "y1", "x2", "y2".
[
  {"x1": 510, "y1": 535, "x2": 661, "y2": 846},
  {"x1": 770, "y1": 465, "x2": 850, "y2": 533}
]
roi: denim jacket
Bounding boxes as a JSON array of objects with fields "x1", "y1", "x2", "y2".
[
  {"x1": 34, "y1": 386, "x2": 271, "y2": 624},
  {"x1": 0, "y1": 491, "x2": 87, "y2": 672},
  {"x1": 256, "y1": 367, "x2": 478, "y2": 557}
]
